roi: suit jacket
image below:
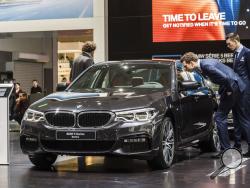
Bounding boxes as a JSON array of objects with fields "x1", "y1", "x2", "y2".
[
  {"x1": 70, "y1": 52, "x2": 94, "y2": 82},
  {"x1": 200, "y1": 59, "x2": 246, "y2": 96},
  {"x1": 234, "y1": 45, "x2": 250, "y2": 92}
]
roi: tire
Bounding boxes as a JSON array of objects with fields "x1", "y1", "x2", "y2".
[
  {"x1": 147, "y1": 117, "x2": 175, "y2": 170},
  {"x1": 28, "y1": 153, "x2": 57, "y2": 168},
  {"x1": 199, "y1": 122, "x2": 220, "y2": 152}
]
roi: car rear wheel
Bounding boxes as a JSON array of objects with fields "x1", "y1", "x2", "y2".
[
  {"x1": 28, "y1": 153, "x2": 57, "y2": 168},
  {"x1": 199, "y1": 122, "x2": 220, "y2": 152},
  {"x1": 147, "y1": 117, "x2": 175, "y2": 170}
]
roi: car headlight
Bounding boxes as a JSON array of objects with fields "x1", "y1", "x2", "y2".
[
  {"x1": 115, "y1": 108, "x2": 158, "y2": 122},
  {"x1": 23, "y1": 109, "x2": 45, "y2": 122}
]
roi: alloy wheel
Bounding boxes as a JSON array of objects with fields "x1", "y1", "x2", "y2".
[{"x1": 162, "y1": 121, "x2": 175, "y2": 165}]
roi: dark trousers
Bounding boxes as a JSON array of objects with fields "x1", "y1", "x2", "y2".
[
  {"x1": 13, "y1": 113, "x2": 23, "y2": 125},
  {"x1": 214, "y1": 90, "x2": 239, "y2": 151},
  {"x1": 233, "y1": 91, "x2": 250, "y2": 150}
]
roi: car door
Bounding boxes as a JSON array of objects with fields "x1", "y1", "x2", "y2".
[
  {"x1": 179, "y1": 93, "x2": 197, "y2": 139},
  {"x1": 176, "y1": 69, "x2": 197, "y2": 139},
  {"x1": 177, "y1": 70, "x2": 214, "y2": 138},
  {"x1": 188, "y1": 73, "x2": 214, "y2": 135}
]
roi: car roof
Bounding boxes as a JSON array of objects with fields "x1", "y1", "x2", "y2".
[{"x1": 94, "y1": 59, "x2": 176, "y2": 66}]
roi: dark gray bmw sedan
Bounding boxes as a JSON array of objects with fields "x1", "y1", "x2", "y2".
[{"x1": 20, "y1": 60, "x2": 219, "y2": 169}]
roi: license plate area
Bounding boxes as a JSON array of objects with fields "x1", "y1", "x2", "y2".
[{"x1": 56, "y1": 130, "x2": 96, "y2": 140}]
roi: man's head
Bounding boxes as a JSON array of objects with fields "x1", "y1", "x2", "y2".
[
  {"x1": 180, "y1": 52, "x2": 199, "y2": 72},
  {"x1": 32, "y1": 80, "x2": 38, "y2": 87},
  {"x1": 82, "y1": 41, "x2": 96, "y2": 56},
  {"x1": 226, "y1": 33, "x2": 241, "y2": 51},
  {"x1": 19, "y1": 92, "x2": 28, "y2": 100}
]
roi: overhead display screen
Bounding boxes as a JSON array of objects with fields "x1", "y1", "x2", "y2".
[
  {"x1": 0, "y1": 0, "x2": 93, "y2": 32},
  {"x1": 0, "y1": 0, "x2": 93, "y2": 21},
  {"x1": 153, "y1": 0, "x2": 250, "y2": 42}
]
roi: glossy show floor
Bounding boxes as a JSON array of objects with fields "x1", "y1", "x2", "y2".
[{"x1": 1, "y1": 132, "x2": 250, "y2": 188}]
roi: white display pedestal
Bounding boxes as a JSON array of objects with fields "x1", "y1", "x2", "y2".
[{"x1": 0, "y1": 84, "x2": 13, "y2": 165}]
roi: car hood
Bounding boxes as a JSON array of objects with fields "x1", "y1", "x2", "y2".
[{"x1": 30, "y1": 89, "x2": 168, "y2": 112}]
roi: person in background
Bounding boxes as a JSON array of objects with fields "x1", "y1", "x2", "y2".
[
  {"x1": 226, "y1": 33, "x2": 250, "y2": 157},
  {"x1": 180, "y1": 52, "x2": 247, "y2": 158},
  {"x1": 70, "y1": 41, "x2": 96, "y2": 82},
  {"x1": 9, "y1": 79, "x2": 16, "y2": 120},
  {"x1": 15, "y1": 82, "x2": 23, "y2": 99},
  {"x1": 30, "y1": 79, "x2": 42, "y2": 94},
  {"x1": 13, "y1": 92, "x2": 29, "y2": 125}
]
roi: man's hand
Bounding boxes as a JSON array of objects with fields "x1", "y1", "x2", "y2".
[{"x1": 227, "y1": 92, "x2": 232, "y2": 96}]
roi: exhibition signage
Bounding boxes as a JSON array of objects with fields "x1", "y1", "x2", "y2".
[{"x1": 152, "y1": 0, "x2": 249, "y2": 42}]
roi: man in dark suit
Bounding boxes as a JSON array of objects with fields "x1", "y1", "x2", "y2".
[
  {"x1": 70, "y1": 41, "x2": 96, "y2": 82},
  {"x1": 180, "y1": 52, "x2": 247, "y2": 156},
  {"x1": 226, "y1": 33, "x2": 250, "y2": 157}
]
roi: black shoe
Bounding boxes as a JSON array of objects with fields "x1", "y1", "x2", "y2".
[
  {"x1": 211, "y1": 152, "x2": 222, "y2": 159},
  {"x1": 243, "y1": 151, "x2": 250, "y2": 158}
]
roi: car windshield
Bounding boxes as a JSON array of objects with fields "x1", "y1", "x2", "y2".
[{"x1": 68, "y1": 63, "x2": 171, "y2": 92}]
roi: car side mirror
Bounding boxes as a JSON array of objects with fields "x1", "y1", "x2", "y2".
[{"x1": 179, "y1": 81, "x2": 201, "y2": 91}]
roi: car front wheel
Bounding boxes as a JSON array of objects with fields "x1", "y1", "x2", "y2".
[
  {"x1": 28, "y1": 153, "x2": 57, "y2": 169},
  {"x1": 147, "y1": 117, "x2": 175, "y2": 170}
]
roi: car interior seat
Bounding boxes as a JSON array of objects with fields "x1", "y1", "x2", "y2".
[{"x1": 131, "y1": 77, "x2": 144, "y2": 87}]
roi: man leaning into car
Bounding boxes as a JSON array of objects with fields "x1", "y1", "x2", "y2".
[{"x1": 180, "y1": 52, "x2": 249, "y2": 158}]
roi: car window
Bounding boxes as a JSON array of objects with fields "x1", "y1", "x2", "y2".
[
  {"x1": 131, "y1": 69, "x2": 150, "y2": 81},
  {"x1": 176, "y1": 67, "x2": 209, "y2": 96},
  {"x1": 68, "y1": 67, "x2": 102, "y2": 92}
]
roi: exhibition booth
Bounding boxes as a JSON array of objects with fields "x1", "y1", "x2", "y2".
[{"x1": 0, "y1": 0, "x2": 250, "y2": 187}]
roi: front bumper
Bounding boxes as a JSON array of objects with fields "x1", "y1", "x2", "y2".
[{"x1": 20, "y1": 119, "x2": 162, "y2": 159}]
